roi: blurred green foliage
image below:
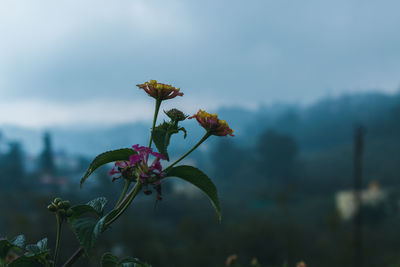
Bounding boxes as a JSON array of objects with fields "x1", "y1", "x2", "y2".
[{"x1": 1, "y1": 93, "x2": 400, "y2": 266}]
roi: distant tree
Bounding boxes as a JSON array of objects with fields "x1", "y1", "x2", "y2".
[
  {"x1": 0, "y1": 141, "x2": 25, "y2": 189},
  {"x1": 257, "y1": 129, "x2": 298, "y2": 181},
  {"x1": 39, "y1": 132, "x2": 55, "y2": 174},
  {"x1": 210, "y1": 139, "x2": 247, "y2": 184}
]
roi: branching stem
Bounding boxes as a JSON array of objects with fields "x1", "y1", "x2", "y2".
[
  {"x1": 165, "y1": 132, "x2": 211, "y2": 172},
  {"x1": 115, "y1": 180, "x2": 131, "y2": 208}
]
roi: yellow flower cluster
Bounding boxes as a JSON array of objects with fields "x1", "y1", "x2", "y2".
[
  {"x1": 189, "y1": 109, "x2": 234, "y2": 136},
  {"x1": 137, "y1": 80, "x2": 183, "y2": 100}
]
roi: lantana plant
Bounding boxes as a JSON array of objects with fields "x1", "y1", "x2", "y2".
[{"x1": 0, "y1": 80, "x2": 234, "y2": 267}]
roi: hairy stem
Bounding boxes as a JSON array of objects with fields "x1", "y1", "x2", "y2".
[
  {"x1": 53, "y1": 214, "x2": 63, "y2": 266},
  {"x1": 62, "y1": 182, "x2": 142, "y2": 266},
  {"x1": 61, "y1": 247, "x2": 84, "y2": 267},
  {"x1": 115, "y1": 180, "x2": 131, "y2": 208},
  {"x1": 148, "y1": 99, "x2": 162, "y2": 148},
  {"x1": 104, "y1": 181, "x2": 143, "y2": 228},
  {"x1": 165, "y1": 132, "x2": 211, "y2": 172}
]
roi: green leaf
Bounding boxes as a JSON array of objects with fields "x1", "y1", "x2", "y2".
[
  {"x1": 25, "y1": 238, "x2": 49, "y2": 257},
  {"x1": 11, "y1": 235, "x2": 25, "y2": 248},
  {"x1": 87, "y1": 197, "x2": 108, "y2": 215},
  {"x1": 8, "y1": 253, "x2": 52, "y2": 267},
  {"x1": 0, "y1": 235, "x2": 25, "y2": 259},
  {"x1": 153, "y1": 121, "x2": 187, "y2": 161},
  {"x1": 120, "y1": 257, "x2": 152, "y2": 267},
  {"x1": 101, "y1": 252, "x2": 119, "y2": 267},
  {"x1": 80, "y1": 148, "x2": 136, "y2": 187},
  {"x1": 21, "y1": 238, "x2": 51, "y2": 267},
  {"x1": 8, "y1": 255, "x2": 42, "y2": 267},
  {"x1": 164, "y1": 165, "x2": 221, "y2": 222},
  {"x1": 71, "y1": 218, "x2": 97, "y2": 250},
  {"x1": 71, "y1": 215, "x2": 107, "y2": 250},
  {"x1": 0, "y1": 239, "x2": 12, "y2": 259},
  {"x1": 101, "y1": 253, "x2": 152, "y2": 267},
  {"x1": 68, "y1": 197, "x2": 108, "y2": 222}
]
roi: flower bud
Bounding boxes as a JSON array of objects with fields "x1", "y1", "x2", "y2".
[
  {"x1": 62, "y1": 201, "x2": 71, "y2": 209},
  {"x1": 54, "y1": 197, "x2": 62, "y2": 204},
  {"x1": 58, "y1": 209, "x2": 66, "y2": 217},
  {"x1": 66, "y1": 209, "x2": 74, "y2": 217},
  {"x1": 47, "y1": 204, "x2": 57, "y2": 212},
  {"x1": 165, "y1": 108, "x2": 187, "y2": 122}
]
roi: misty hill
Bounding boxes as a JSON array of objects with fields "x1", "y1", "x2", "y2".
[{"x1": 0, "y1": 91, "x2": 399, "y2": 157}]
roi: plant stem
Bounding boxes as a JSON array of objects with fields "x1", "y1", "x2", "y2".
[
  {"x1": 61, "y1": 247, "x2": 84, "y2": 267},
  {"x1": 148, "y1": 99, "x2": 162, "y2": 148},
  {"x1": 165, "y1": 132, "x2": 211, "y2": 172},
  {"x1": 62, "y1": 182, "x2": 142, "y2": 266},
  {"x1": 62, "y1": 101, "x2": 161, "y2": 267},
  {"x1": 115, "y1": 180, "x2": 131, "y2": 208},
  {"x1": 53, "y1": 213, "x2": 63, "y2": 266},
  {"x1": 104, "y1": 181, "x2": 143, "y2": 228}
]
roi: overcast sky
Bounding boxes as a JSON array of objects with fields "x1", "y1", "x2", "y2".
[{"x1": 1, "y1": 0, "x2": 399, "y2": 128}]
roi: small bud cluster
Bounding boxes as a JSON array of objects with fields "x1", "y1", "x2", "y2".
[
  {"x1": 47, "y1": 197, "x2": 73, "y2": 218},
  {"x1": 165, "y1": 108, "x2": 188, "y2": 122}
]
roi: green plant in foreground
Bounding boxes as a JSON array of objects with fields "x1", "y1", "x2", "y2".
[{"x1": 0, "y1": 80, "x2": 234, "y2": 267}]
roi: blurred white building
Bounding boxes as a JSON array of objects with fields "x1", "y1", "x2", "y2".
[{"x1": 335, "y1": 181, "x2": 386, "y2": 220}]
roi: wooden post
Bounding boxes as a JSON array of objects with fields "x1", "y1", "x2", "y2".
[{"x1": 353, "y1": 125, "x2": 365, "y2": 267}]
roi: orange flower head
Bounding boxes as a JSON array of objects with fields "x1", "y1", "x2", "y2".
[
  {"x1": 189, "y1": 109, "x2": 234, "y2": 137},
  {"x1": 296, "y1": 261, "x2": 307, "y2": 267},
  {"x1": 225, "y1": 254, "x2": 238, "y2": 266},
  {"x1": 137, "y1": 80, "x2": 183, "y2": 100}
]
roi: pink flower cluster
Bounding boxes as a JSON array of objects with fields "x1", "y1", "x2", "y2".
[{"x1": 109, "y1": 145, "x2": 166, "y2": 184}]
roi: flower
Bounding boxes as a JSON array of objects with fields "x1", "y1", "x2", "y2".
[
  {"x1": 137, "y1": 80, "x2": 183, "y2": 100},
  {"x1": 189, "y1": 109, "x2": 234, "y2": 136},
  {"x1": 225, "y1": 254, "x2": 238, "y2": 266},
  {"x1": 109, "y1": 144, "x2": 167, "y2": 199},
  {"x1": 296, "y1": 261, "x2": 307, "y2": 267},
  {"x1": 129, "y1": 144, "x2": 166, "y2": 183}
]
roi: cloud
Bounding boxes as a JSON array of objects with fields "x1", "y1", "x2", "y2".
[
  {"x1": 1, "y1": 0, "x2": 400, "y2": 127},
  {"x1": 0, "y1": 99, "x2": 152, "y2": 128},
  {"x1": 0, "y1": 94, "x2": 229, "y2": 128}
]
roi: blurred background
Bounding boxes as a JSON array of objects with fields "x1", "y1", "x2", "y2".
[{"x1": 1, "y1": 1, "x2": 400, "y2": 266}]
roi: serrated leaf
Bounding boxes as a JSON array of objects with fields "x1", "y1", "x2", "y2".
[
  {"x1": 25, "y1": 238, "x2": 49, "y2": 257},
  {"x1": 80, "y1": 148, "x2": 136, "y2": 187},
  {"x1": 120, "y1": 257, "x2": 152, "y2": 267},
  {"x1": 101, "y1": 253, "x2": 152, "y2": 267},
  {"x1": 0, "y1": 235, "x2": 25, "y2": 260},
  {"x1": 21, "y1": 238, "x2": 51, "y2": 266},
  {"x1": 93, "y1": 216, "x2": 107, "y2": 240},
  {"x1": 0, "y1": 239, "x2": 12, "y2": 259},
  {"x1": 101, "y1": 252, "x2": 119, "y2": 267},
  {"x1": 164, "y1": 165, "x2": 221, "y2": 222},
  {"x1": 101, "y1": 209, "x2": 119, "y2": 232},
  {"x1": 7, "y1": 255, "x2": 42, "y2": 267},
  {"x1": 68, "y1": 205, "x2": 97, "y2": 223},
  {"x1": 71, "y1": 215, "x2": 107, "y2": 250},
  {"x1": 8, "y1": 253, "x2": 52, "y2": 267},
  {"x1": 71, "y1": 218, "x2": 97, "y2": 250},
  {"x1": 87, "y1": 197, "x2": 108, "y2": 215},
  {"x1": 152, "y1": 128, "x2": 170, "y2": 160},
  {"x1": 11, "y1": 235, "x2": 25, "y2": 248},
  {"x1": 68, "y1": 197, "x2": 108, "y2": 222},
  {"x1": 153, "y1": 122, "x2": 187, "y2": 161}
]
